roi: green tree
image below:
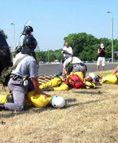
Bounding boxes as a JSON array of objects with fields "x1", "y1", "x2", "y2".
[
  {"x1": 64, "y1": 32, "x2": 118, "y2": 61},
  {"x1": 35, "y1": 51, "x2": 47, "y2": 62},
  {"x1": 54, "y1": 49, "x2": 63, "y2": 61},
  {"x1": 36, "y1": 32, "x2": 118, "y2": 62},
  {"x1": 64, "y1": 33, "x2": 99, "y2": 61}
]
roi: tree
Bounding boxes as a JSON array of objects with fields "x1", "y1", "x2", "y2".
[
  {"x1": 35, "y1": 51, "x2": 48, "y2": 62},
  {"x1": 35, "y1": 32, "x2": 118, "y2": 62},
  {"x1": 64, "y1": 32, "x2": 118, "y2": 61},
  {"x1": 54, "y1": 49, "x2": 63, "y2": 61},
  {"x1": 64, "y1": 33, "x2": 99, "y2": 61}
]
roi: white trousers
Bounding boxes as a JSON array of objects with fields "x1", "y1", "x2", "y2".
[{"x1": 97, "y1": 57, "x2": 105, "y2": 66}]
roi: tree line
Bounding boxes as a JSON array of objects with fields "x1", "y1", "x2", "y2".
[{"x1": 36, "y1": 32, "x2": 118, "y2": 62}]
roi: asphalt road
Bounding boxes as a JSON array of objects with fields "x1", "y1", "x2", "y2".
[{"x1": 39, "y1": 62, "x2": 118, "y2": 76}]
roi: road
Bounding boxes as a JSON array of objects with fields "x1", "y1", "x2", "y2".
[{"x1": 39, "y1": 62, "x2": 118, "y2": 76}]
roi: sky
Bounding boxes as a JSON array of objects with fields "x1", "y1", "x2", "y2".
[{"x1": 0, "y1": 0, "x2": 118, "y2": 51}]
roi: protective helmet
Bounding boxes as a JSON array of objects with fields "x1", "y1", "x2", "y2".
[
  {"x1": 23, "y1": 26, "x2": 33, "y2": 35},
  {"x1": 51, "y1": 96, "x2": 66, "y2": 108},
  {"x1": 89, "y1": 73, "x2": 99, "y2": 82},
  {"x1": 89, "y1": 73, "x2": 97, "y2": 80},
  {"x1": 23, "y1": 35, "x2": 37, "y2": 50}
]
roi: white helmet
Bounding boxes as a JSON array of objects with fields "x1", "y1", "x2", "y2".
[
  {"x1": 89, "y1": 73, "x2": 97, "y2": 80},
  {"x1": 51, "y1": 96, "x2": 66, "y2": 108}
]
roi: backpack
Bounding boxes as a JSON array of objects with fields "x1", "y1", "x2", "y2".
[
  {"x1": 0, "y1": 67, "x2": 13, "y2": 86},
  {"x1": 0, "y1": 55, "x2": 28, "y2": 86},
  {"x1": 0, "y1": 30, "x2": 13, "y2": 85},
  {"x1": 65, "y1": 74, "x2": 85, "y2": 89}
]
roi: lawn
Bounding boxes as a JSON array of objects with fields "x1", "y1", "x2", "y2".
[{"x1": 0, "y1": 71, "x2": 118, "y2": 143}]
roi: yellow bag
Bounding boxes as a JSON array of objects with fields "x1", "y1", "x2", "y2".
[
  {"x1": 0, "y1": 92, "x2": 10, "y2": 104},
  {"x1": 53, "y1": 82, "x2": 69, "y2": 91},
  {"x1": 27, "y1": 91, "x2": 52, "y2": 108},
  {"x1": 85, "y1": 81, "x2": 96, "y2": 88},
  {"x1": 39, "y1": 77, "x2": 62, "y2": 89},
  {"x1": 101, "y1": 74, "x2": 118, "y2": 84}
]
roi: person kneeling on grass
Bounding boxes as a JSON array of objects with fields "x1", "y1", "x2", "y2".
[
  {"x1": 0, "y1": 35, "x2": 41, "y2": 111},
  {"x1": 63, "y1": 56, "x2": 87, "y2": 78},
  {"x1": 0, "y1": 91, "x2": 66, "y2": 109}
]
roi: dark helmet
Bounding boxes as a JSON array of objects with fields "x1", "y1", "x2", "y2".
[
  {"x1": 23, "y1": 35, "x2": 37, "y2": 50},
  {"x1": 23, "y1": 26, "x2": 33, "y2": 35}
]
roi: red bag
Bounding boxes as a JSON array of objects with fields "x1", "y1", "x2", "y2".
[{"x1": 65, "y1": 74, "x2": 85, "y2": 89}]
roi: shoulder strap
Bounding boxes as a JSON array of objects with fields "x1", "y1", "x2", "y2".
[{"x1": 12, "y1": 55, "x2": 28, "y2": 70}]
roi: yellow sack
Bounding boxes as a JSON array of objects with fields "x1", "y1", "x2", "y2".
[
  {"x1": 27, "y1": 91, "x2": 52, "y2": 108},
  {"x1": 71, "y1": 72, "x2": 84, "y2": 80},
  {"x1": 101, "y1": 74, "x2": 118, "y2": 84},
  {"x1": 0, "y1": 92, "x2": 10, "y2": 104},
  {"x1": 53, "y1": 82, "x2": 69, "y2": 91},
  {"x1": 39, "y1": 77, "x2": 62, "y2": 89},
  {"x1": 85, "y1": 81, "x2": 96, "y2": 88}
]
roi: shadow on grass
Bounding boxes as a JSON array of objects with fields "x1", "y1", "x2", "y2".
[
  {"x1": 0, "y1": 105, "x2": 57, "y2": 119},
  {"x1": 0, "y1": 98, "x2": 78, "y2": 118},
  {"x1": 65, "y1": 99, "x2": 101, "y2": 109},
  {"x1": 73, "y1": 90, "x2": 102, "y2": 95},
  {"x1": 0, "y1": 94, "x2": 117, "y2": 119},
  {"x1": 66, "y1": 94, "x2": 118, "y2": 109}
]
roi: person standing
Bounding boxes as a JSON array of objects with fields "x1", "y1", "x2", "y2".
[
  {"x1": 62, "y1": 41, "x2": 73, "y2": 75},
  {"x1": 0, "y1": 35, "x2": 41, "y2": 111},
  {"x1": 97, "y1": 43, "x2": 106, "y2": 70},
  {"x1": 62, "y1": 41, "x2": 73, "y2": 62}
]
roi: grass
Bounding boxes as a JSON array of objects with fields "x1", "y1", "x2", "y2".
[{"x1": 0, "y1": 70, "x2": 118, "y2": 143}]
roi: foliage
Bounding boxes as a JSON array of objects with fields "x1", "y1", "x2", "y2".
[
  {"x1": 36, "y1": 49, "x2": 62, "y2": 62},
  {"x1": 64, "y1": 33, "x2": 118, "y2": 61},
  {"x1": 36, "y1": 33, "x2": 118, "y2": 62}
]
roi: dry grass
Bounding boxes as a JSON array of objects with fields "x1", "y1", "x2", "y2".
[{"x1": 0, "y1": 71, "x2": 118, "y2": 143}]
